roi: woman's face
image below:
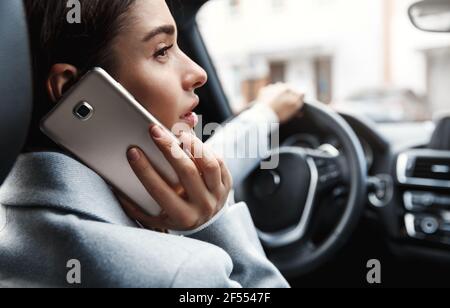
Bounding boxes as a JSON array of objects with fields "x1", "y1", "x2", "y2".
[{"x1": 111, "y1": 0, "x2": 207, "y2": 132}]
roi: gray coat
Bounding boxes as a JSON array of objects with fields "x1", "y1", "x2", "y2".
[{"x1": 0, "y1": 105, "x2": 289, "y2": 288}]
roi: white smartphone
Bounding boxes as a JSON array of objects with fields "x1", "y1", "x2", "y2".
[{"x1": 40, "y1": 67, "x2": 180, "y2": 216}]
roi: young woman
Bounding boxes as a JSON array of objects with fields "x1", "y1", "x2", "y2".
[{"x1": 0, "y1": 0, "x2": 303, "y2": 287}]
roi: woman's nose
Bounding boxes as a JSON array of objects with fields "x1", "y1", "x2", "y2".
[{"x1": 182, "y1": 58, "x2": 208, "y2": 92}]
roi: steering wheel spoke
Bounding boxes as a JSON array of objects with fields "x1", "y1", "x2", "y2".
[
  {"x1": 255, "y1": 150, "x2": 319, "y2": 248},
  {"x1": 304, "y1": 149, "x2": 345, "y2": 193}
]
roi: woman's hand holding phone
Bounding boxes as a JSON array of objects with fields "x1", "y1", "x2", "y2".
[{"x1": 117, "y1": 125, "x2": 233, "y2": 232}]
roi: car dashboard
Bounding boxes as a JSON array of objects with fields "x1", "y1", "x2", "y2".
[{"x1": 280, "y1": 112, "x2": 450, "y2": 264}]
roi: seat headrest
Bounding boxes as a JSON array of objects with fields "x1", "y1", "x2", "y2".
[
  {"x1": 0, "y1": 0, "x2": 32, "y2": 185},
  {"x1": 429, "y1": 115, "x2": 450, "y2": 151}
]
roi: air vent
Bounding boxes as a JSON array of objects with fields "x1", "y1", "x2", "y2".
[
  {"x1": 412, "y1": 157, "x2": 450, "y2": 181},
  {"x1": 397, "y1": 150, "x2": 450, "y2": 188}
]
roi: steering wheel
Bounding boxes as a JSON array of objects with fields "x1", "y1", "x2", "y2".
[{"x1": 235, "y1": 101, "x2": 367, "y2": 278}]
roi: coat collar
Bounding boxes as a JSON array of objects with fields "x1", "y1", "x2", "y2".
[{"x1": 0, "y1": 152, "x2": 136, "y2": 226}]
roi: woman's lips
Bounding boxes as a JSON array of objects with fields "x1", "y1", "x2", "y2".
[
  {"x1": 179, "y1": 96, "x2": 200, "y2": 128},
  {"x1": 180, "y1": 111, "x2": 199, "y2": 128}
]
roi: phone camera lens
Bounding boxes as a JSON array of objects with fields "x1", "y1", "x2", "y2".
[{"x1": 74, "y1": 102, "x2": 94, "y2": 120}]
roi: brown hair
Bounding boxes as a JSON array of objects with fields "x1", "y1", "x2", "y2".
[{"x1": 23, "y1": 0, "x2": 136, "y2": 151}]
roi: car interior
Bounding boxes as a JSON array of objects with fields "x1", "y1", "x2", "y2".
[{"x1": 1, "y1": 0, "x2": 450, "y2": 287}]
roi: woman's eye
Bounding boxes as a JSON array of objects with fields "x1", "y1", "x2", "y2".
[{"x1": 154, "y1": 44, "x2": 174, "y2": 59}]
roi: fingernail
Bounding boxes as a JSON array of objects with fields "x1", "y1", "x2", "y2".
[
  {"x1": 151, "y1": 125, "x2": 164, "y2": 139},
  {"x1": 127, "y1": 148, "x2": 141, "y2": 162}
]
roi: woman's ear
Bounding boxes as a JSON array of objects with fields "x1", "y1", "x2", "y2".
[{"x1": 46, "y1": 64, "x2": 79, "y2": 103}]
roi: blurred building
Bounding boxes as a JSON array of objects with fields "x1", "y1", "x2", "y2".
[{"x1": 197, "y1": 0, "x2": 450, "y2": 118}]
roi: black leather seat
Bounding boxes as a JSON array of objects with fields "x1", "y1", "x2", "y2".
[{"x1": 0, "y1": 0, "x2": 33, "y2": 185}]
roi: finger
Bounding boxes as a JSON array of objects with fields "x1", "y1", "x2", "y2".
[
  {"x1": 287, "y1": 91, "x2": 304, "y2": 108},
  {"x1": 127, "y1": 147, "x2": 193, "y2": 222},
  {"x1": 215, "y1": 154, "x2": 233, "y2": 189},
  {"x1": 296, "y1": 93, "x2": 306, "y2": 109},
  {"x1": 149, "y1": 125, "x2": 210, "y2": 204},
  {"x1": 178, "y1": 132, "x2": 222, "y2": 193},
  {"x1": 292, "y1": 90, "x2": 304, "y2": 100}
]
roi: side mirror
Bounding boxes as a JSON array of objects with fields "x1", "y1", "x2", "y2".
[{"x1": 409, "y1": 0, "x2": 450, "y2": 32}]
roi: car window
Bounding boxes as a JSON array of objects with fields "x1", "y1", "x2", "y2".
[{"x1": 197, "y1": 0, "x2": 450, "y2": 123}]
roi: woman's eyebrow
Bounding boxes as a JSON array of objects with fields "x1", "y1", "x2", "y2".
[{"x1": 142, "y1": 25, "x2": 176, "y2": 42}]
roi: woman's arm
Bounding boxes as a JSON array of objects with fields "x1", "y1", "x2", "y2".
[
  {"x1": 205, "y1": 102, "x2": 279, "y2": 185},
  {"x1": 206, "y1": 83, "x2": 305, "y2": 184},
  {"x1": 176, "y1": 200, "x2": 290, "y2": 288}
]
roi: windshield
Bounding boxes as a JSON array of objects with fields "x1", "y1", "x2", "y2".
[{"x1": 197, "y1": 0, "x2": 450, "y2": 123}]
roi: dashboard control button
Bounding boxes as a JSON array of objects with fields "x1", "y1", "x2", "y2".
[{"x1": 420, "y1": 217, "x2": 439, "y2": 235}]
